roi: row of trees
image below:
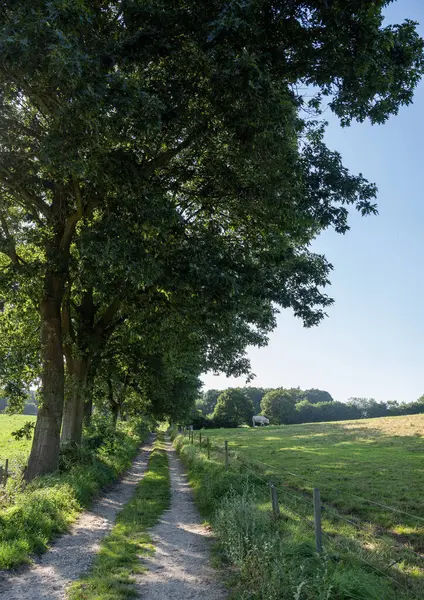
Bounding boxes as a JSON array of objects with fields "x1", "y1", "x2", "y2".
[
  {"x1": 1, "y1": 2, "x2": 422, "y2": 478},
  {"x1": 261, "y1": 391, "x2": 424, "y2": 425},
  {"x1": 194, "y1": 388, "x2": 424, "y2": 427},
  {"x1": 197, "y1": 387, "x2": 333, "y2": 416}
]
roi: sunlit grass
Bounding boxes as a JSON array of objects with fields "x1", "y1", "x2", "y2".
[
  {"x1": 0, "y1": 414, "x2": 36, "y2": 464},
  {"x1": 174, "y1": 436, "x2": 413, "y2": 600},
  {"x1": 68, "y1": 434, "x2": 170, "y2": 600},
  {"x1": 202, "y1": 416, "x2": 424, "y2": 533}
]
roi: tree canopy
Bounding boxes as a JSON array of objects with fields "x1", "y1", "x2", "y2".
[
  {"x1": 303, "y1": 389, "x2": 334, "y2": 405},
  {"x1": 213, "y1": 389, "x2": 255, "y2": 427},
  {"x1": 260, "y1": 388, "x2": 304, "y2": 424}
]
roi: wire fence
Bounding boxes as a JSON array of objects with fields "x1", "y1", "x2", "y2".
[{"x1": 178, "y1": 428, "x2": 424, "y2": 599}]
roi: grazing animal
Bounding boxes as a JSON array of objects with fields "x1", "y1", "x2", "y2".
[{"x1": 252, "y1": 415, "x2": 269, "y2": 427}]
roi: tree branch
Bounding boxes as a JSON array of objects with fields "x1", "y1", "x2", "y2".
[
  {"x1": 72, "y1": 175, "x2": 83, "y2": 218},
  {"x1": 59, "y1": 210, "x2": 80, "y2": 251},
  {"x1": 62, "y1": 284, "x2": 76, "y2": 362},
  {"x1": 0, "y1": 210, "x2": 28, "y2": 265},
  {"x1": 60, "y1": 178, "x2": 103, "y2": 252},
  {"x1": 0, "y1": 174, "x2": 50, "y2": 218},
  {"x1": 145, "y1": 128, "x2": 203, "y2": 172},
  {"x1": 94, "y1": 297, "x2": 122, "y2": 338}
]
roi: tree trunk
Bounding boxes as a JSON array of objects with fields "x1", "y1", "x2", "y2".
[
  {"x1": 24, "y1": 185, "x2": 81, "y2": 480},
  {"x1": 83, "y1": 365, "x2": 97, "y2": 427},
  {"x1": 107, "y1": 377, "x2": 120, "y2": 427},
  {"x1": 61, "y1": 357, "x2": 89, "y2": 445},
  {"x1": 84, "y1": 391, "x2": 93, "y2": 427},
  {"x1": 26, "y1": 272, "x2": 64, "y2": 480},
  {"x1": 111, "y1": 401, "x2": 120, "y2": 427}
]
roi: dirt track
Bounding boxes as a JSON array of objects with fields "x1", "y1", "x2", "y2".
[
  {"x1": 0, "y1": 435, "x2": 226, "y2": 600},
  {"x1": 137, "y1": 440, "x2": 227, "y2": 600}
]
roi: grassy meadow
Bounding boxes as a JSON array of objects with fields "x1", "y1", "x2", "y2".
[
  {"x1": 205, "y1": 415, "x2": 424, "y2": 532},
  {"x1": 0, "y1": 414, "x2": 36, "y2": 468},
  {"x1": 181, "y1": 414, "x2": 424, "y2": 598}
]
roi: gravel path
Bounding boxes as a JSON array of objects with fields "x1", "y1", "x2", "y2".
[
  {"x1": 0, "y1": 434, "x2": 155, "y2": 600},
  {"x1": 137, "y1": 440, "x2": 227, "y2": 600}
]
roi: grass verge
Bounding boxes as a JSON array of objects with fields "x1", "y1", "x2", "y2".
[
  {"x1": 0, "y1": 421, "x2": 149, "y2": 570},
  {"x1": 68, "y1": 433, "x2": 170, "y2": 600},
  {"x1": 173, "y1": 433, "x2": 420, "y2": 600}
]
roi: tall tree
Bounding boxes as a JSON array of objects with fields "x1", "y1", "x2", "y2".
[
  {"x1": 197, "y1": 390, "x2": 221, "y2": 416},
  {"x1": 261, "y1": 388, "x2": 305, "y2": 424},
  {"x1": 213, "y1": 389, "x2": 255, "y2": 427},
  {"x1": 303, "y1": 389, "x2": 334, "y2": 405},
  {"x1": 242, "y1": 388, "x2": 269, "y2": 414}
]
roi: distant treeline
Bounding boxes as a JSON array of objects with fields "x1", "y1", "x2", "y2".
[{"x1": 194, "y1": 387, "x2": 424, "y2": 428}]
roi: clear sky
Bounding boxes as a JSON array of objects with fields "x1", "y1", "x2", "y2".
[{"x1": 202, "y1": 1, "x2": 424, "y2": 403}]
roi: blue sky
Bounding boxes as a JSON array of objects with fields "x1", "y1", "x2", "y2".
[{"x1": 202, "y1": 1, "x2": 424, "y2": 403}]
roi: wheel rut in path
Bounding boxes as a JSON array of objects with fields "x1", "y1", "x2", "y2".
[
  {"x1": 0, "y1": 434, "x2": 155, "y2": 600},
  {"x1": 137, "y1": 440, "x2": 227, "y2": 600}
]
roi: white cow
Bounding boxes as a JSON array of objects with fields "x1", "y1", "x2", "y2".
[{"x1": 252, "y1": 415, "x2": 269, "y2": 427}]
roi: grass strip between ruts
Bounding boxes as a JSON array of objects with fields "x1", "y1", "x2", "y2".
[{"x1": 68, "y1": 433, "x2": 170, "y2": 600}]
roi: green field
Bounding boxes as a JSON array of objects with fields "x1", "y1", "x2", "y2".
[
  {"x1": 0, "y1": 414, "x2": 36, "y2": 467},
  {"x1": 205, "y1": 415, "x2": 424, "y2": 527},
  {"x1": 198, "y1": 415, "x2": 424, "y2": 594}
]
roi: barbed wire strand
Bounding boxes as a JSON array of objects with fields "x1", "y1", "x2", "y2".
[
  {"x1": 223, "y1": 447, "x2": 424, "y2": 526},
  {"x1": 271, "y1": 479, "x2": 424, "y2": 568},
  {"x1": 189, "y1": 437, "x2": 424, "y2": 526},
  {"x1": 221, "y1": 438, "x2": 424, "y2": 481},
  {"x1": 321, "y1": 530, "x2": 422, "y2": 600}
]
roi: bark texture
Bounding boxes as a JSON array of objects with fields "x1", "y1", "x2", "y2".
[{"x1": 26, "y1": 272, "x2": 65, "y2": 479}]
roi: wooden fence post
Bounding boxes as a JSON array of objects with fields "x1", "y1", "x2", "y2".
[
  {"x1": 270, "y1": 483, "x2": 280, "y2": 518},
  {"x1": 313, "y1": 488, "x2": 323, "y2": 553},
  {"x1": 207, "y1": 437, "x2": 210, "y2": 459},
  {"x1": 191, "y1": 430, "x2": 194, "y2": 444},
  {"x1": 4, "y1": 459, "x2": 8, "y2": 485},
  {"x1": 199, "y1": 431, "x2": 202, "y2": 447},
  {"x1": 225, "y1": 440, "x2": 229, "y2": 470}
]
